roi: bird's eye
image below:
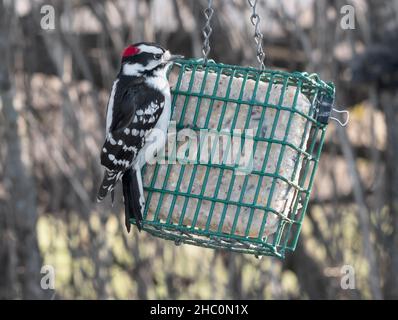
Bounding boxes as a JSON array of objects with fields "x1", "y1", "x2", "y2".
[{"x1": 154, "y1": 53, "x2": 162, "y2": 60}]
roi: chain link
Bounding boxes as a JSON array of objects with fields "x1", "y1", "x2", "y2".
[
  {"x1": 202, "y1": 0, "x2": 214, "y2": 64},
  {"x1": 248, "y1": 0, "x2": 265, "y2": 70}
]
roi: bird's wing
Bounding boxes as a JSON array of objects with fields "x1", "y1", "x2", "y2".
[
  {"x1": 100, "y1": 78, "x2": 165, "y2": 172},
  {"x1": 109, "y1": 76, "x2": 145, "y2": 133}
]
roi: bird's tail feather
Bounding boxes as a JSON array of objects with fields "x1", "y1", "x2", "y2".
[
  {"x1": 122, "y1": 167, "x2": 145, "y2": 232},
  {"x1": 97, "y1": 170, "x2": 122, "y2": 203}
]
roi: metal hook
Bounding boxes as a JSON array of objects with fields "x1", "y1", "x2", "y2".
[{"x1": 330, "y1": 108, "x2": 350, "y2": 127}]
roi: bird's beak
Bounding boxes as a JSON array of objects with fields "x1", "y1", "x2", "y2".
[{"x1": 167, "y1": 54, "x2": 184, "y2": 62}]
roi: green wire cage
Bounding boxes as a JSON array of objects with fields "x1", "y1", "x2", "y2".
[{"x1": 131, "y1": 59, "x2": 334, "y2": 259}]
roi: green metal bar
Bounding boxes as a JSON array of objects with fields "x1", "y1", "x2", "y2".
[
  {"x1": 144, "y1": 186, "x2": 293, "y2": 222},
  {"x1": 205, "y1": 68, "x2": 237, "y2": 231},
  {"x1": 172, "y1": 90, "x2": 320, "y2": 125},
  {"x1": 289, "y1": 127, "x2": 326, "y2": 251},
  {"x1": 283, "y1": 87, "x2": 325, "y2": 250},
  {"x1": 190, "y1": 66, "x2": 224, "y2": 230},
  {"x1": 153, "y1": 65, "x2": 199, "y2": 223},
  {"x1": 285, "y1": 125, "x2": 321, "y2": 250},
  {"x1": 175, "y1": 59, "x2": 335, "y2": 97},
  {"x1": 136, "y1": 59, "x2": 334, "y2": 258},
  {"x1": 230, "y1": 71, "x2": 262, "y2": 237},
  {"x1": 146, "y1": 162, "x2": 307, "y2": 195},
  {"x1": 255, "y1": 75, "x2": 290, "y2": 238},
  {"x1": 168, "y1": 66, "x2": 211, "y2": 225},
  {"x1": 173, "y1": 126, "x2": 313, "y2": 159},
  {"x1": 143, "y1": 63, "x2": 187, "y2": 221},
  {"x1": 237, "y1": 72, "x2": 276, "y2": 239},
  {"x1": 281, "y1": 86, "x2": 322, "y2": 250},
  {"x1": 266, "y1": 78, "x2": 302, "y2": 248},
  {"x1": 217, "y1": 71, "x2": 251, "y2": 233}
]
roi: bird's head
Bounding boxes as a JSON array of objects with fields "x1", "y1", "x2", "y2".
[{"x1": 120, "y1": 42, "x2": 183, "y2": 77}]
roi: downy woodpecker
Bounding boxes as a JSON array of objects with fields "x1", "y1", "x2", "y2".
[{"x1": 97, "y1": 42, "x2": 182, "y2": 232}]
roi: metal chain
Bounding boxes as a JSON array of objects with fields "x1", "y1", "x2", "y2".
[
  {"x1": 248, "y1": 0, "x2": 265, "y2": 69},
  {"x1": 202, "y1": 0, "x2": 214, "y2": 64}
]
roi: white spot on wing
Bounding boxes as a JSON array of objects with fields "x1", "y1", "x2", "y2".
[
  {"x1": 123, "y1": 145, "x2": 138, "y2": 153},
  {"x1": 148, "y1": 116, "x2": 156, "y2": 123}
]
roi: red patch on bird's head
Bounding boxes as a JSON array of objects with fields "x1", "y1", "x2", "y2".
[{"x1": 122, "y1": 45, "x2": 140, "y2": 58}]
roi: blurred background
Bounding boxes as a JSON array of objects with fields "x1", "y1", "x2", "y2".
[{"x1": 1, "y1": 0, "x2": 397, "y2": 300}]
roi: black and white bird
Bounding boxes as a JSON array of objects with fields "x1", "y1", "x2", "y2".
[{"x1": 97, "y1": 42, "x2": 182, "y2": 232}]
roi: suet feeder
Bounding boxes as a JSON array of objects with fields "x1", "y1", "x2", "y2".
[{"x1": 130, "y1": 1, "x2": 336, "y2": 258}]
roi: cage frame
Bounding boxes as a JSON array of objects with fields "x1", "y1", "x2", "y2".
[{"x1": 131, "y1": 59, "x2": 334, "y2": 259}]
